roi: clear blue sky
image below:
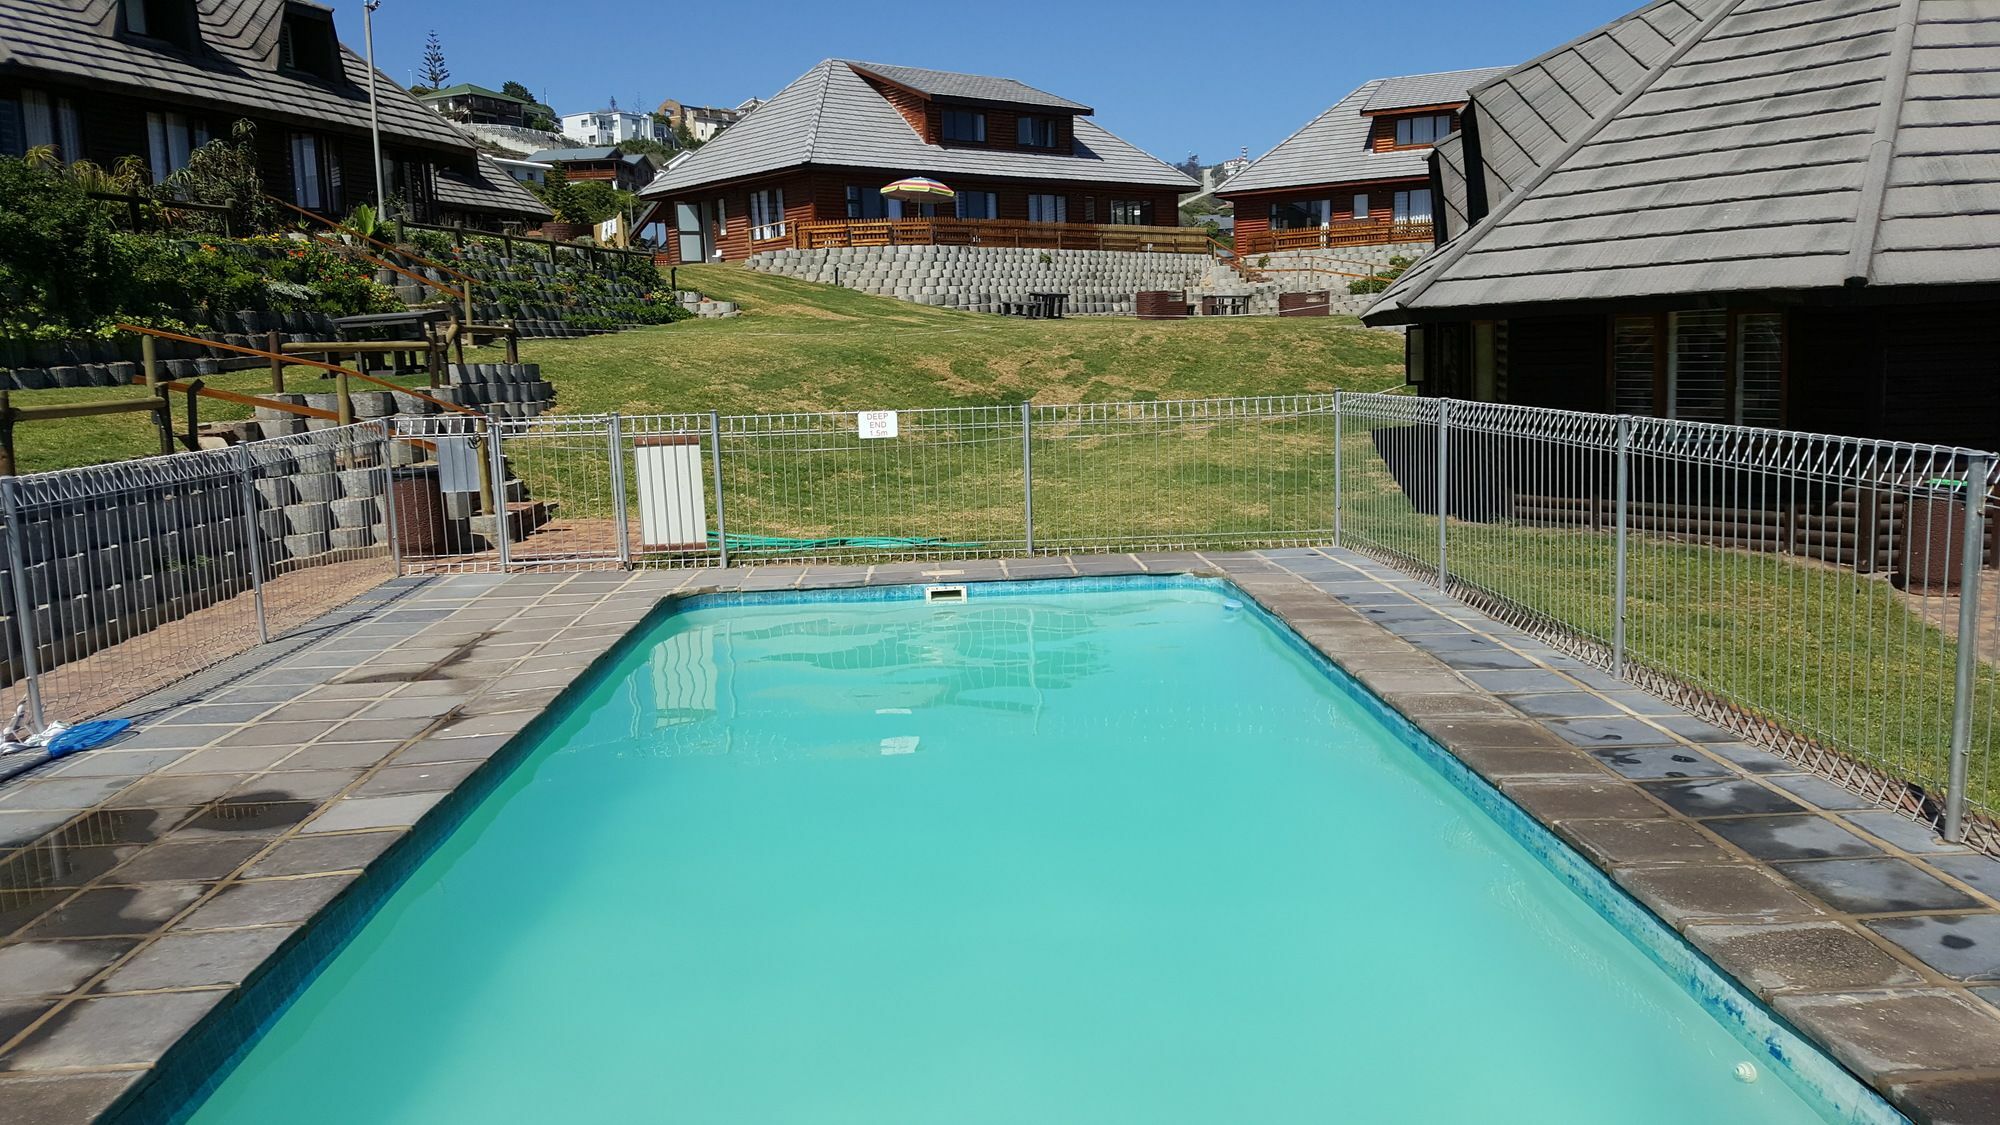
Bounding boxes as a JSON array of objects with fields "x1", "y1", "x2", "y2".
[{"x1": 334, "y1": 0, "x2": 1639, "y2": 164}]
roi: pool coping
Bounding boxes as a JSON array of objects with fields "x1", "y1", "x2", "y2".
[{"x1": 0, "y1": 550, "x2": 1993, "y2": 1123}]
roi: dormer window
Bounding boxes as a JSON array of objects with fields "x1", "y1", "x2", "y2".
[
  {"x1": 278, "y1": 5, "x2": 342, "y2": 81},
  {"x1": 123, "y1": 0, "x2": 200, "y2": 50},
  {"x1": 940, "y1": 110, "x2": 985, "y2": 144},
  {"x1": 1393, "y1": 113, "x2": 1455, "y2": 147},
  {"x1": 1016, "y1": 115, "x2": 1055, "y2": 149}
]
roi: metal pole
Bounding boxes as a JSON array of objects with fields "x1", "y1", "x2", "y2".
[
  {"x1": 608, "y1": 414, "x2": 631, "y2": 568},
  {"x1": 363, "y1": 1, "x2": 389, "y2": 217},
  {"x1": 1021, "y1": 402, "x2": 1035, "y2": 555},
  {"x1": 378, "y1": 420, "x2": 402, "y2": 576},
  {"x1": 490, "y1": 422, "x2": 511, "y2": 572},
  {"x1": 1332, "y1": 390, "x2": 1343, "y2": 548},
  {"x1": 1613, "y1": 414, "x2": 1631, "y2": 678},
  {"x1": 1943, "y1": 454, "x2": 1990, "y2": 843},
  {"x1": 235, "y1": 443, "x2": 270, "y2": 644},
  {"x1": 1435, "y1": 398, "x2": 1449, "y2": 589},
  {"x1": 709, "y1": 411, "x2": 729, "y2": 568},
  {"x1": 1, "y1": 478, "x2": 43, "y2": 730}
]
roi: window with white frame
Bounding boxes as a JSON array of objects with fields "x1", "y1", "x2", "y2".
[
  {"x1": 1350, "y1": 193, "x2": 1371, "y2": 222},
  {"x1": 146, "y1": 111, "x2": 208, "y2": 182},
  {"x1": 1614, "y1": 310, "x2": 1785, "y2": 425},
  {"x1": 749, "y1": 187, "x2": 786, "y2": 240},
  {"x1": 1109, "y1": 199, "x2": 1151, "y2": 225},
  {"x1": 1027, "y1": 193, "x2": 1066, "y2": 223},
  {"x1": 955, "y1": 191, "x2": 997, "y2": 220},
  {"x1": 289, "y1": 132, "x2": 341, "y2": 211},
  {"x1": 1393, "y1": 189, "x2": 1432, "y2": 223},
  {"x1": 3, "y1": 90, "x2": 82, "y2": 160},
  {"x1": 1393, "y1": 113, "x2": 1455, "y2": 146}
]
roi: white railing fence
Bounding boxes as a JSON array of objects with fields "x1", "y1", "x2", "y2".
[{"x1": 4, "y1": 394, "x2": 1996, "y2": 849}]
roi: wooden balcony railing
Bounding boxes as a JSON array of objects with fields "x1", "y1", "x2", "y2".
[
  {"x1": 1236, "y1": 220, "x2": 1434, "y2": 256},
  {"x1": 769, "y1": 217, "x2": 1213, "y2": 255}
]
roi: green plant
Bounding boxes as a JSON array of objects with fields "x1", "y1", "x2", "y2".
[
  {"x1": 532, "y1": 169, "x2": 592, "y2": 226},
  {"x1": 343, "y1": 202, "x2": 381, "y2": 239},
  {"x1": 164, "y1": 119, "x2": 282, "y2": 234},
  {"x1": 1348, "y1": 255, "x2": 1413, "y2": 295}
]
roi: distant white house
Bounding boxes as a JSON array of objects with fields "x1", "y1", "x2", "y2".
[
  {"x1": 492, "y1": 156, "x2": 554, "y2": 187},
  {"x1": 559, "y1": 106, "x2": 669, "y2": 147}
]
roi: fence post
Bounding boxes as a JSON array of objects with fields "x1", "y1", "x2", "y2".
[
  {"x1": 1021, "y1": 403, "x2": 1035, "y2": 555},
  {"x1": 1, "y1": 477, "x2": 44, "y2": 730},
  {"x1": 378, "y1": 420, "x2": 402, "y2": 577},
  {"x1": 1332, "y1": 391, "x2": 1343, "y2": 548},
  {"x1": 235, "y1": 443, "x2": 270, "y2": 644},
  {"x1": 1435, "y1": 398, "x2": 1450, "y2": 588},
  {"x1": 489, "y1": 423, "x2": 511, "y2": 573},
  {"x1": 708, "y1": 411, "x2": 729, "y2": 569},
  {"x1": 1943, "y1": 454, "x2": 1991, "y2": 843},
  {"x1": 608, "y1": 414, "x2": 631, "y2": 568},
  {"x1": 1613, "y1": 415, "x2": 1631, "y2": 678}
]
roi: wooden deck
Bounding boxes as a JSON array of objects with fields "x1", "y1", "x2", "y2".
[
  {"x1": 1236, "y1": 220, "x2": 1434, "y2": 255},
  {"x1": 761, "y1": 218, "x2": 1214, "y2": 255}
]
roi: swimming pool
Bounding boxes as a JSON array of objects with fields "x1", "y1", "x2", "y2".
[{"x1": 177, "y1": 579, "x2": 1896, "y2": 1123}]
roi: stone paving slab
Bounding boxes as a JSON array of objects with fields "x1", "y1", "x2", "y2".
[{"x1": 0, "y1": 547, "x2": 1995, "y2": 1122}]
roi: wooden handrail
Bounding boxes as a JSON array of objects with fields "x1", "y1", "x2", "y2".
[
  {"x1": 1237, "y1": 220, "x2": 1434, "y2": 256},
  {"x1": 266, "y1": 195, "x2": 477, "y2": 285},
  {"x1": 113, "y1": 323, "x2": 484, "y2": 419}
]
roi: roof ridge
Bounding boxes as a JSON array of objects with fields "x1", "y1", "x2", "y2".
[
  {"x1": 803, "y1": 59, "x2": 836, "y2": 163},
  {"x1": 1216, "y1": 79, "x2": 1381, "y2": 193},
  {"x1": 1376, "y1": 0, "x2": 1752, "y2": 313},
  {"x1": 1841, "y1": 0, "x2": 1922, "y2": 286}
]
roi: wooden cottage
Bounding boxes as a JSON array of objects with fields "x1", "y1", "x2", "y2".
[
  {"x1": 639, "y1": 60, "x2": 1198, "y2": 264},
  {"x1": 1220, "y1": 68, "x2": 1509, "y2": 256},
  {"x1": 528, "y1": 147, "x2": 657, "y2": 193},
  {"x1": 0, "y1": 0, "x2": 547, "y2": 228},
  {"x1": 1363, "y1": 0, "x2": 2000, "y2": 450}
]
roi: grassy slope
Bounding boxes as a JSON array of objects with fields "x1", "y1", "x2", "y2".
[{"x1": 17, "y1": 264, "x2": 1405, "y2": 474}]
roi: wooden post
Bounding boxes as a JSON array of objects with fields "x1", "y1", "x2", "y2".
[
  {"x1": 427, "y1": 324, "x2": 443, "y2": 389},
  {"x1": 267, "y1": 329, "x2": 284, "y2": 391},
  {"x1": 183, "y1": 379, "x2": 202, "y2": 449},
  {"x1": 504, "y1": 330, "x2": 519, "y2": 365},
  {"x1": 335, "y1": 366, "x2": 353, "y2": 426},
  {"x1": 141, "y1": 333, "x2": 158, "y2": 390},
  {"x1": 0, "y1": 391, "x2": 15, "y2": 477},
  {"x1": 463, "y1": 279, "x2": 475, "y2": 334},
  {"x1": 152, "y1": 389, "x2": 173, "y2": 455}
]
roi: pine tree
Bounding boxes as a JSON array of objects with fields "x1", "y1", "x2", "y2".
[{"x1": 419, "y1": 30, "x2": 449, "y2": 89}]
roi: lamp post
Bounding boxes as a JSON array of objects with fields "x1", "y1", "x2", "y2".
[{"x1": 363, "y1": 0, "x2": 388, "y2": 217}]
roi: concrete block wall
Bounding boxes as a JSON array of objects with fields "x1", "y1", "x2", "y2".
[
  {"x1": 0, "y1": 425, "x2": 401, "y2": 688},
  {"x1": 746, "y1": 243, "x2": 1428, "y2": 319}
]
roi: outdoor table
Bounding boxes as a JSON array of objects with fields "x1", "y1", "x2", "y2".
[
  {"x1": 332, "y1": 309, "x2": 451, "y2": 376},
  {"x1": 1027, "y1": 292, "x2": 1068, "y2": 319}
]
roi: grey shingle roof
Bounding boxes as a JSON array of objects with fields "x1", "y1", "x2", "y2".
[
  {"x1": 434, "y1": 153, "x2": 553, "y2": 221},
  {"x1": 1216, "y1": 68, "x2": 1505, "y2": 196},
  {"x1": 640, "y1": 60, "x2": 1194, "y2": 197},
  {"x1": 529, "y1": 147, "x2": 623, "y2": 163},
  {"x1": 1361, "y1": 67, "x2": 1512, "y2": 113},
  {"x1": 845, "y1": 61, "x2": 1092, "y2": 113},
  {"x1": 1366, "y1": 0, "x2": 2000, "y2": 320},
  {"x1": 0, "y1": 0, "x2": 473, "y2": 155}
]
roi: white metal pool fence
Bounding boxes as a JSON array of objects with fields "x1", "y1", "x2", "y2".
[{"x1": 3, "y1": 394, "x2": 1998, "y2": 847}]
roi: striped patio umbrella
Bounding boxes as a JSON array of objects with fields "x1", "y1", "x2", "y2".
[{"x1": 880, "y1": 177, "x2": 956, "y2": 203}]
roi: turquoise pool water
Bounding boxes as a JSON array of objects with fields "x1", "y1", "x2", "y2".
[{"x1": 186, "y1": 582, "x2": 1867, "y2": 1124}]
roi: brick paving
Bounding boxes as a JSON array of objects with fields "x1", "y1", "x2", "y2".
[{"x1": 0, "y1": 550, "x2": 1994, "y2": 1122}]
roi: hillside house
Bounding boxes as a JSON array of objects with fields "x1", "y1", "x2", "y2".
[
  {"x1": 1219, "y1": 67, "x2": 1508, "y2": 256},
  {"x1": 639, "y1": 60, "x2": 1196, "y2": 264},
  {"x1": 1363, "y1": 0, "x2": 2000, "y2": 449},
  {"x1": 0, "y1": 0, "x2": 543, "y2": 226}
]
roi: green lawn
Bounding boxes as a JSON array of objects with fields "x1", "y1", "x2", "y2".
[{"x1": 15, "y1": 264, "x2": 1405, "y2": 474}]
